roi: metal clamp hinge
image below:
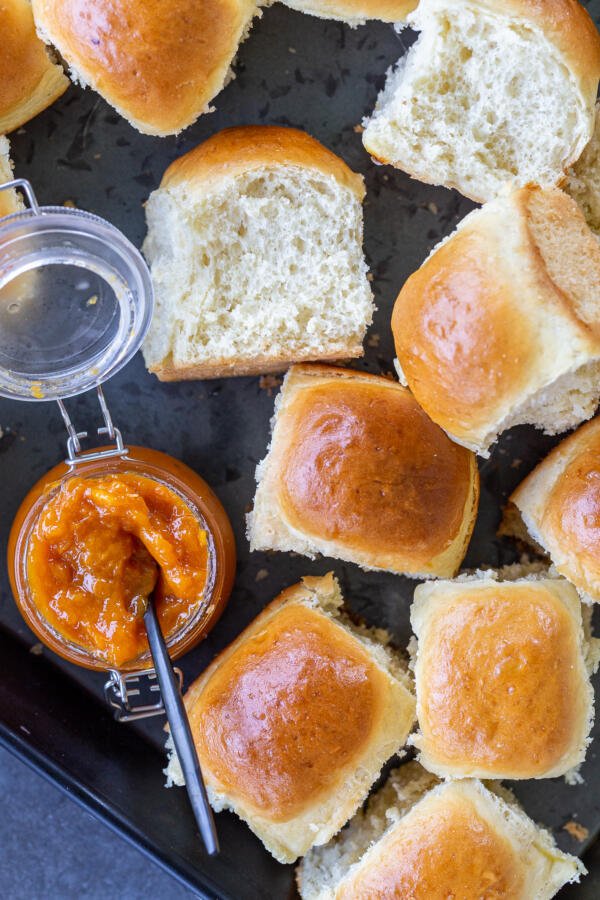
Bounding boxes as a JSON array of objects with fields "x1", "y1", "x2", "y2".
[
  {"x1": 104, "y1": 667, "x2": 183, "y2": 722},
  {"x1": 57, "y1": 385, "x2": 127, "y2": 465},
  {"x1": 0, "y1": 177, "x2": 40, "y2": 215}
]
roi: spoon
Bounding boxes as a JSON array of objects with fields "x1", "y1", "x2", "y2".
[{"x1": 136, "y1": 567, "x2": 219, "y2": 855}]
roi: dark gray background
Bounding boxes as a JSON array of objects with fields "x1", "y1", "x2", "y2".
[{"x1": 2, "y1": 2, "x2": 600, "y2": 897}]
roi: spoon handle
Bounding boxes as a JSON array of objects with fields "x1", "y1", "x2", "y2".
[{"x1": 144, "y1": 598, "x2": 219, "y2": 855}]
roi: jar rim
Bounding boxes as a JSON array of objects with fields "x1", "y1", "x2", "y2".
[{"x1": 0, "y1": 205, "x2": 153, "y2": 402}]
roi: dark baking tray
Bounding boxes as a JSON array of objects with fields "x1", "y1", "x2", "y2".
[{"x1": 1, "y1": 4, "x2": 600, "y2": 897}]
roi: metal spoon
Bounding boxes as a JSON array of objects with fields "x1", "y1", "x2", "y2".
[{"x1": 138, "y1": 573, "x2": 219, "y2": 855}]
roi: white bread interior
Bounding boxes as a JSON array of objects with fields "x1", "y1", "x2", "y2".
[
  {"x1": 0, "y1": 137, "x2": 20, "y2": 217},
  {"x1": 165, "y1": 573, "x2": 416, "y2": 863},
  {"x1": 278, "y1": 0, "x2": 416, "y2": 26},
  {"x1": 297, "y1": 764, "x2": 585, "y2": 900},
  {"x1": 567, "y1": 101, "x2": 600, "y2": 235},
  {"x1": 143, "y1": 136, "x2": 373, "y2": 380},
  {"x1": 362, "y1": 0, "x2": 600, "y2": 203}
]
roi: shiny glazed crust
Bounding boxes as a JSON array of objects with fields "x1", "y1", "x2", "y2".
[
  {"x1": 32, "y1": 0, "x2": 258, "y2": 135},
  {"x1": 393, "y1": 185, "x2": 600, "y2": 453},
  {"x1": 177, "y1": 573, "x2": 416, "y2": 863},
  {"x1": 0, "y1": 0, "x2": 68, "y2": 133},
  {"x1": 314, "y1": 777, "x2": 585, "y2": 899},
  {"x1": 511, "y1": 416, "x2": 600, "y2": 601},
  {"x1": 248, "y1": 364, "x2": 479, "y2": 577},
  {"x1": 159, "y1": 126, "x2": 365, "y2": 200},
  {"x1": 410, "y1": 576, "x2": 595, "y2": 779}
]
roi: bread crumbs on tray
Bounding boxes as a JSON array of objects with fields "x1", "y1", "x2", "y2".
[
  {"x1": 367, "y1": 332, "x2": 380, "y2": 348},
  {"x1": 353, "y1": 124, "x2": 364, "y2": 134},
  {"x1": 563, "y1": 820, "x2": 589, "y2": 842},
  {"x1": 259, "y1": 374, "x2": 282, "y2": 396},
  {"x1": 255, "y1": 568, "x2": 269, "y2": 582},
  {"x1": 29, "y1": 642, "x2": 43, "y2": 655}
]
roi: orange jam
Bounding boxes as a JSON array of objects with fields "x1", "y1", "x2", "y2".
[{"x1": 26, "y1": 473, "x2": 210, "y2": 668}]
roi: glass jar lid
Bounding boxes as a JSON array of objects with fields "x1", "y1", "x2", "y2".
[{"x1": 0, "y1": 180, "x2": 153, "y2": 401}]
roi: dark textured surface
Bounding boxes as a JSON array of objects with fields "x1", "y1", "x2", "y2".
[
  {"x1": 0, "y1": 747, "x2": 195, "y2": 900},
  {"x1": 1, "y1": 2, "x2": 600, "y2": 897}
]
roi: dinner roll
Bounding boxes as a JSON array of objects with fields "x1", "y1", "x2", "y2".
[
  {"x1": 142, "y1": 127, "x2": 373, "y2": 379},
  {"x1": 247, "y1": 364, "x2": 479, "y2": 576},
  {"x1": 362, "y1": 0, "x2": 600, "y2": 203},
  {"x1": 410, "y1": 570, "x2": 599, "y2": 780},
  {"x1": 0, "y1": 0, "x2": 68, "y2": 134},
  {"x1": 510, "y1": 416, "x2": 600, "y2": 604},
  {"x1": 297, "y1": 763, "x2": 585, "y2": 899},
  {"x1": 280, "y1": 0, "x2": 416, "y2": 25},
  {"x1": 165, "y1": 573, "x2": 416, "y2": 863},
  {"x1": 393, "y1": 185, "x2": 600, "y2": 456},
  {"x1": 32, "y1": 0, "x2": 258, "y2": 136}
]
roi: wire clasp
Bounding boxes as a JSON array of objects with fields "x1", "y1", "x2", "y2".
[
  {"x1": 57, "y1": 385, "x2": 127, "y2": 465},
  {"x1": 104, "y1": 667, "x2": 184, "y2": 722},
  {"x1": 0, "y1": 178, "x2": 40, "y2": 214}
]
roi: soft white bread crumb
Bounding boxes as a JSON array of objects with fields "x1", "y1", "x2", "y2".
[
  {"x1": 143, "y1": 127, "x2": 373, "y2": 379},
  {"x1": 567, "y1": 102, "x2": 600, "y2": 234},
  {"x1": 278, "y1": 0, "x2": 416, "y2": 26},
  {"x1": 363, "y1": 0, "x2": 600, "y2": 203},
  {"x1": 0, "y1": 137, "x2": 21, "y2": 217},
  {"x1": 298, "y1": 766, "x2": 585, "y2": 899}
]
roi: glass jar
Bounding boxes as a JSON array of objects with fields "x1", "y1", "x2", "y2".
[
  {"x1": 8, "y1": 445, "x2": 236, "y2": 672},
  {"x1": 0, "y1": 199, "x2": 153, "y2": 401}
]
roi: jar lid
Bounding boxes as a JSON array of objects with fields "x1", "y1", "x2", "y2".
[{"x1": 0, "y1": 180, "x2": 153, "y2": 401}]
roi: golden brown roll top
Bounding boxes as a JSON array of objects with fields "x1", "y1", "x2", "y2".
[
  {"x1": 297, "y1": 765, "x2": 585, "y2": 899},
  {"x1": 338, "y1": 787, "x2": 526, "y2": 899},
  {"x1": 169, "y1": 574, "x2": 416, "y2": 862},
  {"x1": 511, "y1": 416, "x2": 600, "y2": 602},
  {"x1": 248, "y1": 364, "x2": 479, "y2": 577},
  {"x1": 159, "y1": 125, "x2": 365, "y2": 201},
  {"x1": 393, "y1": 185, "x2": 600, "y2": 455},
  {"x1": 32, "y1": 0, "x2": 257, "y2": 135},
  {"x1": 196, "y1": 602, "x2": 386, "y2": 822},
  {"x1": 0, "y1": 0, "x2": 68, "y2": 134},
  {"x1": 410, "y1": 574, "x2": 596, "y2": 779}
]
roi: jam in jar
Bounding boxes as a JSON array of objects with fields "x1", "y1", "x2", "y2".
[{"x1": 8, "y1": 446, "x2": 236, "y2": 671}]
